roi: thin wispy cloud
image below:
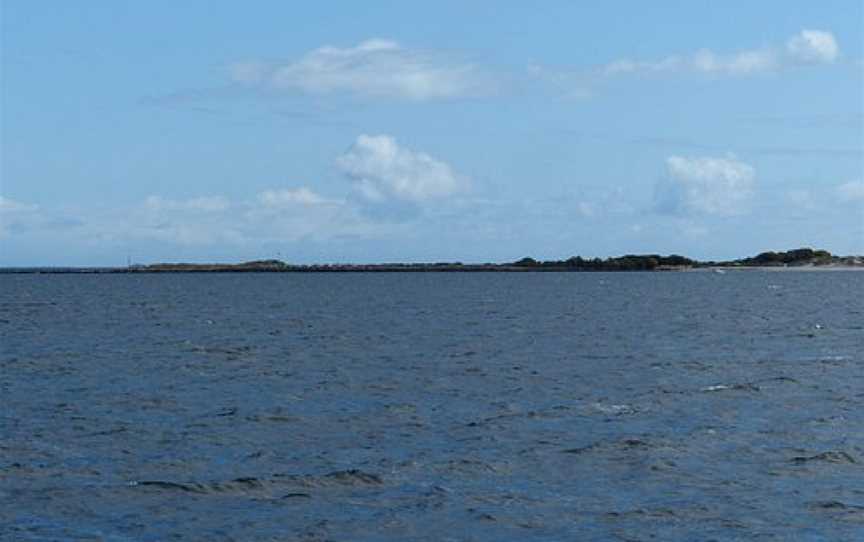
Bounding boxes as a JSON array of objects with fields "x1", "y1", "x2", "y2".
[
  {"x1": 0, "y1": 196, "x2": 38, "y2": 214},
  {"x1": 532, "y1": 29, "x2": 845, "y2": 99},
  {"x1": 0, "y1": 185, "x2": 435, "y2": 252},
  {"x1": 782, "y1": 179, "x2": 864, "y2": 212},
  {"x1": 603, "y1": 29, "x2": 839, "y2": 78},
  {"x1": 129, "y1": 188, "x2": 381, "y2": 246},
  {"x1": 143, "y1": 195, "x2": 231, "y2": 213},
  {"x1": 603, "y1": 49, "x2": 777, "y2": 77},
  {"x1": 229, "y1": 39, "x2": 494, "y2": 101},
  {"x1": 0, "y1": 196, "x2": 41, "y2": 238},
  {"x1": 257, "y1": 187, "x2": 340, "y2": 208}
]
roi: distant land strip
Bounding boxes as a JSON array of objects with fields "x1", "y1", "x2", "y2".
[{"x1": 2, "y1": 248, "x2": 863, "y2": 274}]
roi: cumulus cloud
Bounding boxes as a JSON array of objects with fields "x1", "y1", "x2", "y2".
[
  {"x1": 337, "y1": 134, "x2": 467, "y2": 203},
  {"x1": 655, "y1": 155, "x2": 756, "y2": 216},
  {"x1": 603, "y1": 29, "x2": 839, "y2": 78},
  {"x1": 2, "y1": 137, "x2": 469, "y2": 252},
  {"x1": 786, "y1": 30, "x2": 839, "y2": 64},
  {"x1": 230, "y1": 39, "x2": 491, "y2": 101}
]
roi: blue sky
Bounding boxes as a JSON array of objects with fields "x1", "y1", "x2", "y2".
[{"x1": 1, "y1": 1, "x2": 862, "y2": 266}]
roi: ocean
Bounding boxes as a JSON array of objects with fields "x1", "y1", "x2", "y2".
[{"x1": 1, "y1": 271, "x2": 863, "y2": 541}]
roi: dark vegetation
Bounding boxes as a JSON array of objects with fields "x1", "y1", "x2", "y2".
[
  {"x1": 3, "y1": 248, "x2": 861, "y2": 273},
  {"x1": 512, "y1": 254, "x2": 696, "y2": 271},
  {"x1": 134, "y1": 247, "x2": 859, "y2": 272},
  {"x1": 508, "y1": 248, "x2": 860, "y2": 271},
  {"x1": 732, "y1": 248, "x2": 833, "y2": 267}
]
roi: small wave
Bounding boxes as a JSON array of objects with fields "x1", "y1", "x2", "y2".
[
  {"x1": 561, "y1": 437, "x2": 654, "y2": 456},
  {"x1": 700, "y1": 383, "x2": 760, "y2": 393},
  {"x1": 808, "y1": 501, "x2": 864, "y2": 521},
  {"x1": 591, "y1": 403, "x2": 638, "y2": 415},
  {"x1": 791, "y1": 451, "x2": 857, "y2": 465},
  {"x1": 130, "y1": 469, "x2": 384, "y2": 495}
]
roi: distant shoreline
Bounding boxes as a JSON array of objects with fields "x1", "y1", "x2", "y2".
[
  {"x1": 693, "y1": 265, "x2": 864, "y2": 272},
  {"x1": 2, "y1": 266, "x2": 863, "y2": 275},
  {"x1": 2, "y1": 248, "x2": 862, "y2": 274}
]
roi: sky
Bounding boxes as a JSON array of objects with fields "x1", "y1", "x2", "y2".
[{"x1": 1, "y1": 1, "x2": 862, "y2": 266}]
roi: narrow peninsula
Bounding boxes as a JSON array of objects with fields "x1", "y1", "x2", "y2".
[{"x1": 3, "y1": 248, "x2": 863, "y2": 273}]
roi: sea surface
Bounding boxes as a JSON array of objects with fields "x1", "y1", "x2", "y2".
[{"x1": 1, "y1": 271, "x2": 863, "y2": 541}]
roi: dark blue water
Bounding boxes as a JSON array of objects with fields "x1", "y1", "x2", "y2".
[{"x1": 1, "y1": 271, "x2": 863, "y2": 541}]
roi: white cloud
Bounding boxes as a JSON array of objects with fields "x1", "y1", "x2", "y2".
[
  {"x1": 144, "y1": 195, "x2": 230, "y2": 212},
  {"x1": 604, "y1": 49, "x2": 778, "y2": 77},
  {"x1": 786, "y1": 30, "x2": 839, "y2": 64},
  {"x1": 230, "y1": 39, "x2": 491, "y2": 101},
  {"x1": 257, "y1": 187, "x2": 337, "y2": 207},
  {"x1": 603, "y1": 57, "x2": 679, "y2": 76},
  {"x1": 2, "y1": 139, "x2": 469, "y2": 252},
  {"x1": 602, "y1": 29, "x2": 838, "y2": 78},
  {"x1": 135, "y1": 196, "x2": 237, "y2": 245},
  {"x1": 655, "y1": 155, "x2": 756, "y2": 216},
  {"x1": 835, "y1": 180, "x2": 864, "y2": 202},
  {"x1": 131, "y1": 221, "x2": 245, "y2": 246},
  {"x1": 120, "y1": 189, "x2": 381, "y2": 246},
  {"x1": 693, "y1": 48, "x2": 779, "y2": 75},
  {"x1": 337, "y1": 134, "x2": 467, "y2": 202}
]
